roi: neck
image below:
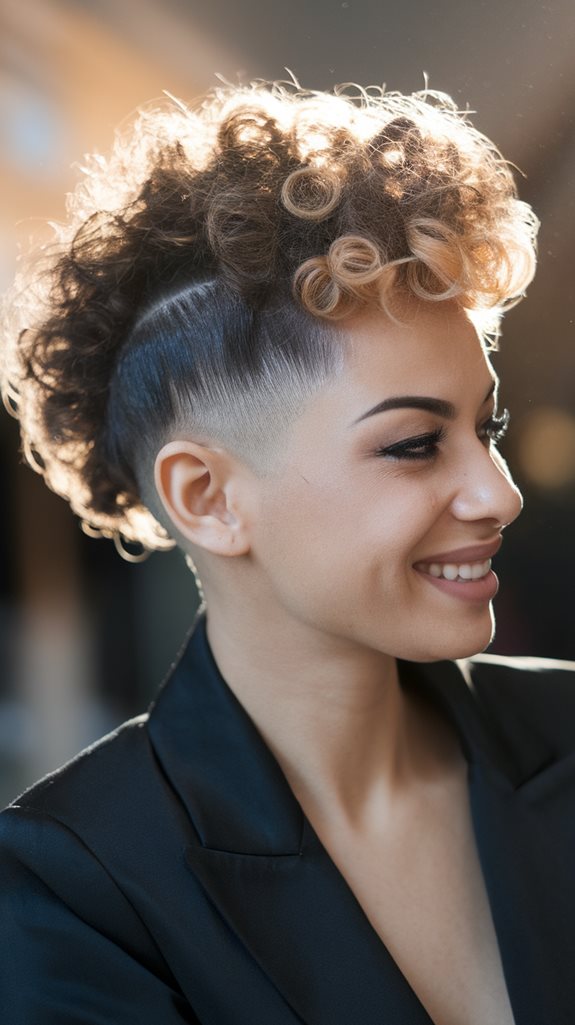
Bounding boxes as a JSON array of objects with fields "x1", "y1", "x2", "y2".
[{"x1": 202, "y1": 597, "x2": 462, "y2": 832}]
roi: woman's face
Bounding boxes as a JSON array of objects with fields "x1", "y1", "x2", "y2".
[{"x1": 250, "y1": 299, "x2": 522, "y2": 662}]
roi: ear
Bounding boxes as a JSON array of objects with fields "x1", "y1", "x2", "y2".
[{"x1": 153, "y1": 440, "x2": 251, "y2": 556}]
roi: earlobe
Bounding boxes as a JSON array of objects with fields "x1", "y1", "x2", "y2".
[{"x1": 153, "y1": 440, "x2": 251, "y2": 556}]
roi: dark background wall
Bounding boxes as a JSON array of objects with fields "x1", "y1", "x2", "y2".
[{"x1": 1, "y1": 0, "x2": 574, "y2": 805}]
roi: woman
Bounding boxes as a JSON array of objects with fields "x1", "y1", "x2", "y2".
[{"x1": 1, "y1": 80, "x2": 573, "y2": 1025}]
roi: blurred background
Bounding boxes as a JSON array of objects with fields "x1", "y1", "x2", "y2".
[{"x1": 1, "y1": 0, "x2": 574, "y2": 806}]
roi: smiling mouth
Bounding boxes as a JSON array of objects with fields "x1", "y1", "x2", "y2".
[{"x1": 415, "y1": 558, "x2": 492, "y2": 582}]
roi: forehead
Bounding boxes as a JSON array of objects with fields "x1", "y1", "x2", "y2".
[
  {"x1": 325, "y1": 300, "x2": 496, "y2": 416},
  {"x1": 345, "y1": 301, "x2": 490, "y2": 384}
]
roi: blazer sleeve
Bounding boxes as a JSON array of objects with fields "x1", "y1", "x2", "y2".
[{"x1": 0, "y1": 806, "x2": 200, "y2": 1025}]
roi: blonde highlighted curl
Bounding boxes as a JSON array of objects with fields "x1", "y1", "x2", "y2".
[{"x1": 1, "y1": 78, "x2": 538, "y2": 553}]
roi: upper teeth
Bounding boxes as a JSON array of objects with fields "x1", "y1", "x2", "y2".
[{"x1": 424, "y1": 559, "x2": 492, "y2": 581}]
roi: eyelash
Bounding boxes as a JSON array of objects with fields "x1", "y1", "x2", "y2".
[{"x1": 376, "y1": 408, "x2": 511, "y2": 461}]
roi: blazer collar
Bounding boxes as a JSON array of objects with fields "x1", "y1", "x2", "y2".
[
  {"x1": 148, "y1": 606, "x2": 303, "y2": 855},
  {"x1": 398, "y1": 655, "x2": 558, "y2": 791},
  {"x1": 148, "y1": 607, "x2": 556, "y2": 856}
]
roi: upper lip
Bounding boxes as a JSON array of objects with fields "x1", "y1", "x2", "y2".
[{"x1": 414, "y1": 538, "x2": 502, "y2": 566}]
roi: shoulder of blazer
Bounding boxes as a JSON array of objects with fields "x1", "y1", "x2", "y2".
[
  {"x1": 0, "y1": 715, "x2": 199, "y2": 992},
  {"x1": 2, "y1": 709, "x2": 198, "y2": 852},
  {"x1": 462, "y1": 652, "x2": 575, "y2": 760},
  {"x1": 2, "y1": 609, "x2": 204, "y2": 827},
  {"x1": 0, "y1": 706, "x2": 209, "y2": 943},
  {"x1": 4, "y1": 713, "x2": 153, "y2": 817}
]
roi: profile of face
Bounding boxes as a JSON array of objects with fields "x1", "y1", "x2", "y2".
[
  {"x1": 245, "y1": 299, "x2": 522, "y2": 663},
  {"x1": 157, "y1": 299, "x2": 523, "y2": 664}
]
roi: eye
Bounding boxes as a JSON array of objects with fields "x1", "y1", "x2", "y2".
[
  {"x1": 375, "y1": 427, "x2": 445, "y2": 461},
  {"x1": 479, "y1": 408, "x2": 510, "y2": 445}
]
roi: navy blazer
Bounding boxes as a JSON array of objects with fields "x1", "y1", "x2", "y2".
[{"x1": 1, "y1": 607, "x2": 575, "y2": 1024}]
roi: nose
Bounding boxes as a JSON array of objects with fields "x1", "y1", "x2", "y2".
[{"x1": 450, "y1": 444, "x2": 523, "y2": 529}]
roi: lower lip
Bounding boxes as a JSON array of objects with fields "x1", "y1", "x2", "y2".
[{"x1": 415, "y1": 568, "x2": 499, "y2": 603}]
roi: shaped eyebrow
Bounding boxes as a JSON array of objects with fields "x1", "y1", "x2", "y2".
[{"x1": 350, "y1": 380, "x2": 497, "y2": 427}]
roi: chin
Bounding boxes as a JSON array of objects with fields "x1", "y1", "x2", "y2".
[{"x1": 410, "y1": 608, "x2": 496, "y2": 663}]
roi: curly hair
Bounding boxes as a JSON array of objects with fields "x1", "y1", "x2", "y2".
[{"x1": 1, "y1": 79, "x2": 539, "y2": 556}]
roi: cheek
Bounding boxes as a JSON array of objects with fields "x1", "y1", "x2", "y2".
[
  {"x1": 256, "y1": 477, "x2": 350, "y2": 577},
  {"x1": 252, "y1": 476, "x2": 366, "y2": 625},
  {"x1": 254, "y1": 471, "x2": 435, "y2": 616}
]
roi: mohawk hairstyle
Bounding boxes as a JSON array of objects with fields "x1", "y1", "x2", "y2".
[{"x1": 1, "y1": 79, "x2": 538, "y2": 556}]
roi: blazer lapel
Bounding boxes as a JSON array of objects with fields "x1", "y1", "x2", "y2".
[
  {"x1": 410, "y1": 657, "x2": 575, "y2": 1025},
  {"x1": 186, "y1": 821, "x2": 436, "y2": 1025},
  {"x1": 149, "y1": 609, "x2": 435, "y2": 1024},
  {"x1": 149, "y1": 611, "x2": 575, "y2": 1025}
]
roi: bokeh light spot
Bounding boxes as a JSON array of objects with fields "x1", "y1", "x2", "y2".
[{"x1": 517, "y1": 406, "x2": 575, "y2": 489}]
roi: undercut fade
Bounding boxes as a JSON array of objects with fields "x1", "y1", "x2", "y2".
[{"x1": 1, "y1": 79, "x2": 538, "y2": 554}]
